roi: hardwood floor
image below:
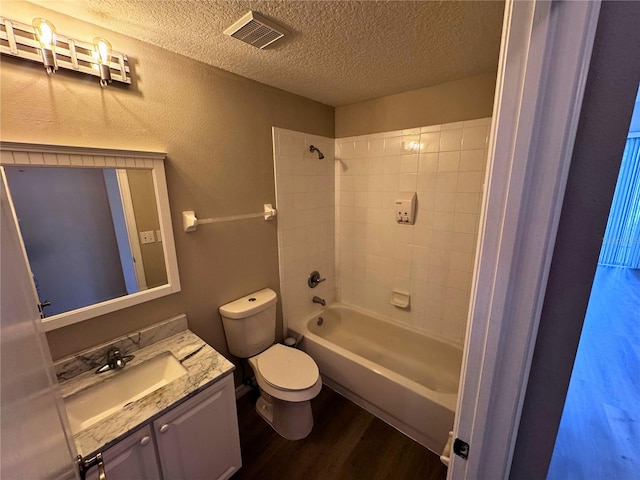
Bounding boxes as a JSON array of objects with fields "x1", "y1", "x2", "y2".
[
  {"x1": 548, "y1": 266, "x2": 640, "y2": 479},
  {"x1": 233, "y1": 387, "x2": 447, "y2": 480}
]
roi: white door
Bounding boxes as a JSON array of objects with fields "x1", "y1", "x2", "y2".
[
  {"x1": 449, "y1": 0, "x2": 602, "y2": 478},
  {"x1": 0, "y1": 170, "x2": 79, "y2": 479}
]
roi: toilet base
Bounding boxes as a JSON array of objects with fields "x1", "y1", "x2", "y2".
[{"x1": 255, "y1": 392, "x2": 314, "y2": 440}]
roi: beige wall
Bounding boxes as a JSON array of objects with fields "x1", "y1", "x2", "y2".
[
  {"x1": 335, "y1": 73, "x2": 496, "y2": 138},
  {"x1": 0, "y1": 3, "x2": 334, "y2": 361}
]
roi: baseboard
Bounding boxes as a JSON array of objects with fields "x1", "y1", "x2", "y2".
[{"x1": 235, "y1": 383, "x2": 251, "y2": 399}]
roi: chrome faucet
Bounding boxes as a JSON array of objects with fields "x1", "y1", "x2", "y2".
[
  {"x1": 312, "y1": 296, "x2": 326, "y2": 307},
  {"x1": 95, "y1": 348, "x2": 135, "y2": 374}
]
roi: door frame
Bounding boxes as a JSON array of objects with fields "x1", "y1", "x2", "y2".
[
  {"x1": 115, "y1": 169, "x2": 148, "y2": 291},
  {"x1": 449, "y1": 1, "x2": 601, "y2": 478}
]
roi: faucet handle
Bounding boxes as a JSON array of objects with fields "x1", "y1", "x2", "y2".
[{"x1": 308, "y1": 271, "x2": 326, "y2": 288}]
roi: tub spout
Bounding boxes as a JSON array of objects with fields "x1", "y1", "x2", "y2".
[{"x1": 312, "y1": 296, "x2": 326, "y2": 306}]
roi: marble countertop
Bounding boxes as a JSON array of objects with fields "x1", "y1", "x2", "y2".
[{"x1": 59, "y1": 328, "x2": 234, "y2": 457}]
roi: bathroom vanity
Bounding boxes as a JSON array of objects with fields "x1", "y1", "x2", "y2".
[{"x1": 56, "y1": 315, "x2": 241, "y2": 479}]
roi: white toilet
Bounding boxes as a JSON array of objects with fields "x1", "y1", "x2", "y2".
[{"x1": 219, "y1": 288, "x2": 322, "y2": 440}]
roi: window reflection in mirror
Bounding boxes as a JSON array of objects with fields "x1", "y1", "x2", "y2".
[{"x1": 4, "y1": 166, "x2": 168, "y2": 317}]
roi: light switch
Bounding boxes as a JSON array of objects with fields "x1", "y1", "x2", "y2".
[
  {"x1": 140, "y1": 231, "x2": 155, "y2": 244},
  {"x1": 156, "y1": 230, "x2": 162, "y2": 242}
]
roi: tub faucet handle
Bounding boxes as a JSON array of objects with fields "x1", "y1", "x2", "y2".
[{"x1": 308, "y1": 271, "x2": 326, "y2": 288}]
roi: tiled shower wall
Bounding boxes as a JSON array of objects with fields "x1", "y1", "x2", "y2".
[
  {"x1": 335, "y1": 118, "x2": 490, "y2": 345},
  {"x1": 273, "y1": 128, "x2": 336, "y2": 328}
]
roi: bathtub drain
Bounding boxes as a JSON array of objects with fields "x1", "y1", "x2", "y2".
[{"x1": 316, "y1": 317, "x2": 323, "y2": 326}]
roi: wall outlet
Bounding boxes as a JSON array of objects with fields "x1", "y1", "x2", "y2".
[{"x1": 140, "y1": 230, "x2": 155, "y2": 244}]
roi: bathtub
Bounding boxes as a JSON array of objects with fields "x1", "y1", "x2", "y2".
[{"x1": 289, "y1": 304, "x2": 463, "y2": 454}]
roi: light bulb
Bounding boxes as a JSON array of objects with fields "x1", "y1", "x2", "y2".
[
  {"x1": 93, "y1": 37, "x2": 113, "y2": 87},
  {"x1": 32, "y1": 18, "x2": 57, "y2": 73}
]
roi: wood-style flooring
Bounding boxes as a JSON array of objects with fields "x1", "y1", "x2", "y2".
[
  {"x1": 233, "y1": 387, "x2": 447, "y2": 480},
  {"x1": 548, "y1": 266, "x2": 640, "y2": 479}
]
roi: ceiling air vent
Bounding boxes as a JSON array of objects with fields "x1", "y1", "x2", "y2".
[{"x1": 223, "y1": 11, "x2": 286, "y2": 49}]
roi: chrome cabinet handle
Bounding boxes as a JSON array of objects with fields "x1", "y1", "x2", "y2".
[
  {"x1": 96, "y1": 453, "x2": 106, "y2": 480},
  {"x1": 160, "y1": 424, "x2": 170, "y2": 433},
  {"x1": 77, "y1": 453, "x2": 106, "y2": 480},
  {"x1": 140, "y1": 436, "x2": 151, "y2": 446}
]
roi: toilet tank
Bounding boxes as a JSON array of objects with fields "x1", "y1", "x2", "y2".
[{"x1": 219, "y1": 288, "x2": 277, "y2": 358}]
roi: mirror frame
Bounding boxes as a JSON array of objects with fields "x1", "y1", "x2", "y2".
[{"x1": 0, "y1": 142, "x2": 181, "y2": 331}]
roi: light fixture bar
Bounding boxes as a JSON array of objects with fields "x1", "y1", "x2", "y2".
[{"x1": 0, "y1": 16, "x2": 131, "y2": 84}]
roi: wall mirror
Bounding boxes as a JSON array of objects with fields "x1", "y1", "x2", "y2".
[{"x1": 0, "y1": 142, "x2": 181, "y2": 331}]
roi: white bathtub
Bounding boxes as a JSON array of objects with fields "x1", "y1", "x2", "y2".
[{"x1": 289, "y1": 304, "x2": 463, "y2": 454}]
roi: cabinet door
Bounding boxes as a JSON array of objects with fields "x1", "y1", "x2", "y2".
[
  {"x1": 101, "y1": 425, "x2": 161, "y2": 480},
  {"x1": 153, "y1": 374, "x2": 241, "y2": 480}
]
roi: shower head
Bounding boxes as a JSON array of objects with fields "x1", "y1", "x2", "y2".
[{"x1": 309, "y1": 145, "x2": 325, "y2": 159}]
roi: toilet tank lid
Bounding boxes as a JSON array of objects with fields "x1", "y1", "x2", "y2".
[{"x1": 219, "y1": 288, "x2": 277, "y2": 319}]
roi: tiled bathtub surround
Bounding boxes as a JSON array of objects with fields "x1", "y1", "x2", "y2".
[
  {"x1": 336, "y1": 118, "x2": 490, "y2": 345},
  {"x1": 273, "y1": 128, "x2": 336, "y2": 326}
]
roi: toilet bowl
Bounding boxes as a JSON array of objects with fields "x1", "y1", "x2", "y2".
[
  {"x1": 249, "y1": 343, "x2": 322, "y2": 440},
  {"x1": 219, "y1": 288, "x2": 322, "y2": 440}
]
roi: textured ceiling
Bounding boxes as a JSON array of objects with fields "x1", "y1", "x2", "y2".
[{"x1": 27, "y1": 1, "x2": 505, "y2": 107}]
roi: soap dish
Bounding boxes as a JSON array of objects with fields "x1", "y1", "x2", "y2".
[{"x1": 390, "y1": 290, "x2": 410, "y2": 309}]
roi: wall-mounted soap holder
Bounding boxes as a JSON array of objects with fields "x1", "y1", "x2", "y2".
[{"x1": 390, "y1": 290, "x2": 410, "y2": 309}]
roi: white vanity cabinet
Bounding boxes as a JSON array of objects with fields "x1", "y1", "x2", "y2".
[
  {"x1": 93, "y1": 374, "x2": 241, "y2": 480},
  {"x1": 101, "y1": 425, "x2": 161, "y2": 479},
  {"x1": 153, "y1": 374, "x2": 242, "y2": 480}
]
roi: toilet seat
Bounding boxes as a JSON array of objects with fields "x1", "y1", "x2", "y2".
[
  {"x1": 249, "y1": 344, "x2": 322, "y2": 402},
  {"x1": 255, "y1": 344, "x2": 319, "y2": 391}
]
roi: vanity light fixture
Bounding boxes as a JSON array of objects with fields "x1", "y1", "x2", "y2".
[
  {"x1": 0, "y1": 16, "x2": 131, "y2": 87},
  {"x1": 93, "y1": 37, "x2": 112, "y2": 87},
  {"x1": 32, "y1": 17, "x2": 57, "y2": 74}
]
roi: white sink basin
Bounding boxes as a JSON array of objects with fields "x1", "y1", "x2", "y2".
[{"x1": 64, "y1": 352, "x2": 187, "y2": 434}]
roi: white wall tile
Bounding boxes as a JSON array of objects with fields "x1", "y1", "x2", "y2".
[
  {"x1": 462, "y1": 125, "x2": 489, "y2": 150},
  {"x1": 440, "y1": 129, "x2": 463, "y2": 151},
  {"x1": 384, "y1": 136, "x2": 403, "y2": 156},
  {"x1": 419, "y1": 153, "x2": 438, "y2": 172},
  {"x1": 354, "y1": 140, "x2": 369, "y2": 157},
  {"x1": 436, "y1": 172, "x2": 458, "y2": 193},
  {"x1": 437, "y1": 151, "x2": 460, "y2": 172},
  {"x1": 278, "y1": 119, "x2": 489, "y2": 348},
  {"x1": 457, "y1": 172, "x2": 484, "y2": 193},
  {"x1": 459, "y1": 149, "x2": 487, "y2": 171},
  {"x1": 417, "y1": 173, "x2": 437, "y2": 192},
  {"x1": 453, "y1": 213, "x2": 479, "y2": 234},
  {"x1": 463, "y1": 118, "x2": 491, "y2": 128},
  {"x1": 369, "y1": 138, "x2": 386, "y2": 157},
  {"x1": 383, "y1": 155, "x2": 401, "y2": 174},
  {"x1": 399, "y1": 173, "x2": 418, "y2": 191},
  {"x1": 400, "y1": 154, "x2": 419, "y2": 173},
  {"x1": 401, "y1": 135, "x2": 421, "y2": 154},
  {"x1": 421, "y1": 132, "x2": 441, "y2": 153},
  {"x1": 421, "y1": 124, "x2": 442, "y2": 133},
  {"x1": 441, "y1": 121, "x2": 465, "y2": 131},
  {"x1": 454, "y1": 193, "x2": 479, "y2": 214},
  {"x1": 433, "y1": 192, "x2": 457, "y2": 212}
]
